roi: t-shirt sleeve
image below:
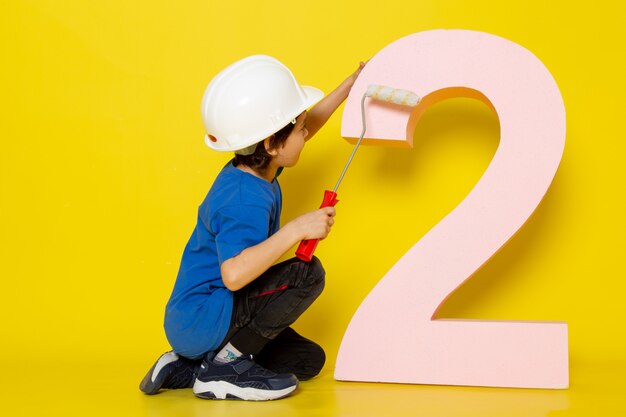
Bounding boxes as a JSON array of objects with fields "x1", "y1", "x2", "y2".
[{"x1": 212, "y1": 204, "x2": 271, "y2": 265}]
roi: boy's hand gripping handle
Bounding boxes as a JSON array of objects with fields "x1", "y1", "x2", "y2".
[{"x1": 295, "y1": 190, "x2": 339, "y2": 262}]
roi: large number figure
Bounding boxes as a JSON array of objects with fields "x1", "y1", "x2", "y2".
[{"x1": 335, "y1": 30, "x2": 568, "y2": 389}]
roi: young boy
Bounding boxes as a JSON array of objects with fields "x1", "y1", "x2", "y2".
[{"x1": 139, "y1": 55, "x2": 364, "y2": 401}]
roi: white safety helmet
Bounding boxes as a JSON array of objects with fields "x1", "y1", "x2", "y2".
[{"x1": 201, "y1": 55, "x2": 324, "y2": 154}]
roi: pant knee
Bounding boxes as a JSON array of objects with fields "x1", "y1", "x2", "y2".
[
  {"x1": 304, "y1": 256, "x2": 325, "y2": 296},
  {"x1": 308, "y1": 256, "x2": 325, "y2": 277}
]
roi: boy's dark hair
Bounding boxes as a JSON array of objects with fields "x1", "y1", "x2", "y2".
[{"x1": 233, "y1": 120, "x2": 296, "y2": 171}]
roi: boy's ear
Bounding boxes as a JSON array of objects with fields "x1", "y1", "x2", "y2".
[{"x1": 264, "y1": 137, "x2": 279, "y2": 156}]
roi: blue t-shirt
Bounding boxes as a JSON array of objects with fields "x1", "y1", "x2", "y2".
[{"x1": 164, "y1": 160, "x2": 282, "y2": 358}]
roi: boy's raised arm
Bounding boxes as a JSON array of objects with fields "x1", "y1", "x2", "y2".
[{"x1": 305, "y1": 61, "x2": 366, "y2": 140}]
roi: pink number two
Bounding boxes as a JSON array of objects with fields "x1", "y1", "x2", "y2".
[{"x1": 335, "y1": 30, "x2": 568, "y2": 389}]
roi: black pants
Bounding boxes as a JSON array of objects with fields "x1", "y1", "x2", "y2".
[{"x1": 218, "y1": 256, "x2": 326, "y2": 380}]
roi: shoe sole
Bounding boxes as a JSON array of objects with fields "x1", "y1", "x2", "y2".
[{"x1": 193, "y1": 379, "x2": 298, "y2": 401}]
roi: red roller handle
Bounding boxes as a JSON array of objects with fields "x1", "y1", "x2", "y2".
[{"x1": 295, "y1": 190, "x2": 339, "y2": 261}]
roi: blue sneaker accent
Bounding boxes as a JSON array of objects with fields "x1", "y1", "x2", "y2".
[
  {"x1": 193, "y1": 352, "x2": 298, "y2": 401},
  {"x1": 139, "y1": 351, "x2": 200, "y2": 395}
]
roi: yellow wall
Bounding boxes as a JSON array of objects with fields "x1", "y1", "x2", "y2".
[{"x1": 2, "y1": 0, "x2": 625, "y2": 372}]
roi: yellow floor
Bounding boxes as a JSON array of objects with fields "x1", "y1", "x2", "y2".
[{"x1": 4, "y1": 355, "x2": 624, "y2": 416}]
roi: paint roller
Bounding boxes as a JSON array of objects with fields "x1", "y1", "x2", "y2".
[{"x1": 295, "y1": 84, "x2": 421, "y2": 261}]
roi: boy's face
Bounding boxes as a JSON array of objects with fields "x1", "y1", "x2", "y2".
[{"x1": 268, "y1": 111, "x2": 308, "y2": 168}]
